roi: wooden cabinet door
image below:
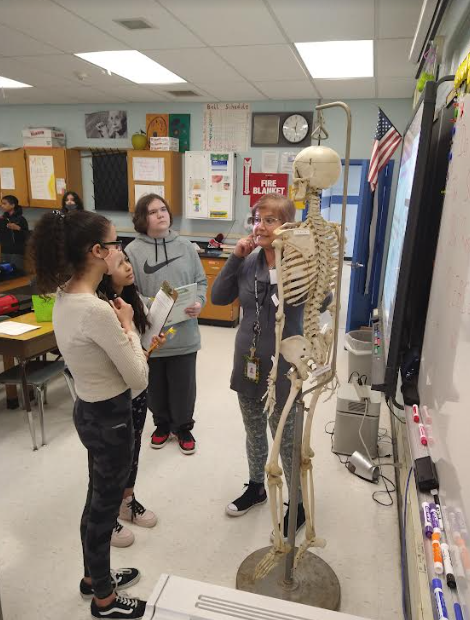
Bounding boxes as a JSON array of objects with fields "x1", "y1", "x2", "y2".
[
  {"x1": 25, "y1": 147, "x2": 66, "y2": 209},
  {"x1": 0, "y1": 149, "x2": 29, "y2": 206},
  {"x1": 127, "y1": 150, "x2": 182, "y2": 215}
]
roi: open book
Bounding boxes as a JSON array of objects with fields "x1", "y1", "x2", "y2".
[{"x1": 141, "y1": 281, "x2": 178, "y2": 350}]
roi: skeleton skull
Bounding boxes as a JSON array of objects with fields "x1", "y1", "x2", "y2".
[{"x1": 293, "y1": 146, "x2": 342, "y2": 201}]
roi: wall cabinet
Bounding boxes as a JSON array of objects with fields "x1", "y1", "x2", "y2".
[
  {"x1": 25, "y1": 147, "x2": 82, "y2": 209},
  {"x1": 199, "y1": 257, "x2": 240, "y2": 327}
]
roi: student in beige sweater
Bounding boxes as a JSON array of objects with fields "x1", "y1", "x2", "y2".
[{"x1": 29, "y1": 210, "x2": 152, "y2": 620}]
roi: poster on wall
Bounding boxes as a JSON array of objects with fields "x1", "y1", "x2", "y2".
[
  {"x1": 0, "y1": 167, "x2": 15, "y2": 190},
  {"x1": 132, "y1": 157, "x2": 165, "y2": 182},
  {"x1": 85, "y1": 111, "x2": 128, "y2": 138},
  {"x1": 249, "y1": 172, "x2": 288, "y2": 207},
  {"x1": 169, "y1": 114, "x2": 190, "y2": 152},
  {"x1": 146, "y1": 114, "x2": 169, "y2": 140},
  {"x1": 29, "y1": 155, "x2": 56, "y2": 200},
  {"x1": 135, "y1": 184, "x2": 164, "y2": 205},
  {"x1": 203, "y1": 103, "x2": 250, "y2": 152}
]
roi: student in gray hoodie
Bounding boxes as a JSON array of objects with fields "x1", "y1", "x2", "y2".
[{"x1": 126, "y1": 194, "x2": 207, "y2": 454}]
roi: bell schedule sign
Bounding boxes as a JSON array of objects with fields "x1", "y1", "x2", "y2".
[{"x1": 249, "y1": 172, "x2": 289, "y2": 207}]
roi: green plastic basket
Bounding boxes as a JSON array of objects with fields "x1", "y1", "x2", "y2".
[{"x1": 32, "y1": 295, "x2": 56, "y2": 322}]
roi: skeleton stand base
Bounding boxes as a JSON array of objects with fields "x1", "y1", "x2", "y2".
[{"x1": 236, "y1": 396, "x2": 340, "y2": 610}]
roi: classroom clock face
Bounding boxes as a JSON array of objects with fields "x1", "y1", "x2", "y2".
[{"x1": 282, "y1": 114, "x2": 309, "y2": 143}]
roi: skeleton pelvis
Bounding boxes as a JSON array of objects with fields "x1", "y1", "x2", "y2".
[{"x1": 280, "y1": 336, "x2": 313, "y2": 380}]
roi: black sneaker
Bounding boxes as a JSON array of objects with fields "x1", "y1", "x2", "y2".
[
  {"x1": 80, "y1": 568, "x2": 140, "y2": 600},
  {"x1": 270, "y1": 502, "x2": 306, "y2": 542},
  {"x1": 226, "y1": 481, "x2": 267, "y2": 516},
  {"x1": 176, "y1": 429, "x2": 196, "y2": 455},
  {"x1": 91, "y1": 593, "x2": 146, "y2": 619}
]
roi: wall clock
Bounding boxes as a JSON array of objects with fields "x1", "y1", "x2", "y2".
[
  {"x1": 251, "y1": 111, "x2": 313, "y2": 147},
  {"x1": 282, "y1": 114, "x2": 310, "y2": 144}
]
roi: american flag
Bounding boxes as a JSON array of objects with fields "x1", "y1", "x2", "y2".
[{"x1": 368, "y1": 108, "x2": 402, "y2": 192}]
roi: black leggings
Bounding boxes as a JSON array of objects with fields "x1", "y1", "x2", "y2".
[
  {"x1": 126, "y1": 391, "x2": 147, "y2": 489},
  {"x1": 74, "y1": 390, "x2": 134, "y2": 599}
]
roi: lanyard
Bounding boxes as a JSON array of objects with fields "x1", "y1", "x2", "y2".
[{"x1": 250, "y1": 264, "x2": 269, "y2": 357}]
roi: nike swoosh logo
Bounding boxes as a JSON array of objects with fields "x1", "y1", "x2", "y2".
[{"x1": 143, "y1": 256, "x2": 183, "y2": 274}]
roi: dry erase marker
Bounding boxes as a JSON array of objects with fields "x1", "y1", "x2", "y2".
[
  {"x1": 454, "y1": 603, "x2": 464, "y2": 620},
  {"x1": 432, "y1": 532, "x2": 444, "y2": 574},
  {"x1": 431, "y1": 491, "x2": 444, "y2": 530},
  {"x1": 440, "y1": 543, "x2": 456, "y2": 589},
  {"x1": 412, "y1": 404, "x2": 420, "y2": 422},
  {"x1": 423, "y1": 502, "x2": 433, "y2": 538},
  {"x1": 455, "y1": 508, "x2": 469, "y2": 541},
  {"x1": 422, "y1": 405, "x2": 432, "y2": 424},
  {"x1": 451, "y1": 544, "x2": 465, "y2": 579},
  {"x1": 419, "y1": 423, "x2": 428, "y2": 445},
  {"x1": 449, "y1": 511, "x2": 461, "y2": 543},
  {"x1": 432, "y1": 579, "x2": 449, "y2": 620},
  {"x1": 430, "y1": 503, "x2": 441, "y2": 535}
]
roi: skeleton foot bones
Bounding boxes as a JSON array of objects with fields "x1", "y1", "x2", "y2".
[{"x1": 256, "y1": 146, "x2": 342, "y2": 580}]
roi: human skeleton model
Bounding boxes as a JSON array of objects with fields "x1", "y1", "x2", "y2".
[{"x1": 255, "y1": 146, "x2": 343, "y2": 579}]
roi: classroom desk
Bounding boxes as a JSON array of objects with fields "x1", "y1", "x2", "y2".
[
  {"x1": 0, "y1": 312, "x2": 56, "y2": 450},
  {"x1": 0, "y1": 275, "x2": 32, "y2": 294}
]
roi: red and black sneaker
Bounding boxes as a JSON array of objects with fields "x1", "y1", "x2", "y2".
[
  {"x1": 150, "y1": 427, "x2": 170, "y2": 449},
  {"x1": 176, "y1": 429, "x2": 196, "y2": 455}
]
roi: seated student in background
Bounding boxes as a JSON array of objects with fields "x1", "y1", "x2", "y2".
[
  {"x1": 61, "y1": 190, "x2": 84, "y2": 213},
  {"x1": 29, "y1": 209, "x2": 153, "y2": 620},
  {"x1": 126, "y1": 193, "x2": 207, "y2": 455},
  {"x1": 98, "y1": 251, "x2": 159, "y2": 549},
  {"x1": 0, "y1": 194, "x2": 29, "y2": 270}
]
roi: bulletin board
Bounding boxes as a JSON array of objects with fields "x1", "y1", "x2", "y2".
[{"x1": 184, "y1": 151, "x2": 236, "y2": 221}]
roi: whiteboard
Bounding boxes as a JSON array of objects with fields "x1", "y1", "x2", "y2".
[{"x1": 418, "y1": 94, "x2": 470, "y2": 610}]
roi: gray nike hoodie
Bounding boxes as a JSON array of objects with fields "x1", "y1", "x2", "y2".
[{"x1": 126, "y1": 230, "x2": 207, "y2": 357}]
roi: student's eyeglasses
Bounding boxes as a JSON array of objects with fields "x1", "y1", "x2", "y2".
[
  {"x1": 252, "y1": 216, "x2": 281, "y2": 227},
  {"x1": 99, "y1": 241, "x2": 123, "y2": 250}
]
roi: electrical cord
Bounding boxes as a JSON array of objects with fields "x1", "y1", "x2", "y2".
[
  {"x1": 402, "y1": 467, "x2": 413, "y2": 620},
  {"x1": 386, "y1": 396, "x2": 406, "y2": 424}
]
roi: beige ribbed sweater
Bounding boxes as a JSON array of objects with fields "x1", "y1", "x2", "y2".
[{"x1": 52, "y1": 290, "x2": 149, "y2": 402}]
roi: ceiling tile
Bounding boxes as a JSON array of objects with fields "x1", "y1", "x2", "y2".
[
  {"x1": 145, "y1": 48, "x2": 243, "y2": 83},
  {"x1": 0, "y1": 24, "x2": 62, "y2": 57},
  {"x1": 0, "y1": 57, "x2": 70, "y2": 87},
  {"x1": 216, "y1": 45, "x2": 306, "y2": 82},
  {"x1": 378, "y1": 0, "x2": 423, "y2": 39},
  {"x1": 315, "y1": 78, "x2": 376, "y2": 99},
  {"x1": 196, "y1": 81, "x2": 265, "y2": 101},
  {"x1": 0, "y1": 0, "x2": 126, "y2": 53},
  {"x1": 377, "y1": 76, "x2": 416, "y2": 98},
  {"x1": 376, "y1": 39, "x2": 416, "y2": 77},
  {"x1": 92, "y1": 83, "x2": 164, "y2": 103},
  {"x1": 148, "y1": 83, "x2": 215, "y2": 101},
  {"x1": 54, "y1": 0, "x2": 204, "y2": 49},
  {"x1": 266, "y1": 0, "x2": 374, "y2": 41},
  {"x1": 14, "y1": 54, "x2": 135, "y2": 89},
  {"x1": 158, "y1": 0, "x2": 285, "y2": 46},
  {"x1": 255, "y1": 80, "x2": 319, "y2": 99}
]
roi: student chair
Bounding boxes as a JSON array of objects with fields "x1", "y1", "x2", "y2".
[{"x1": 0, "y1": 359, "x2": 75, "y2": 449}]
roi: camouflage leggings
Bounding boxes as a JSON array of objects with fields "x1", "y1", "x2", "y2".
[
  {"x1": 237, "y1": 394, "x2": 300, "y2": 497},
  {"x1": 74, "y1": 390, "x2": 134, "y2": 599}
]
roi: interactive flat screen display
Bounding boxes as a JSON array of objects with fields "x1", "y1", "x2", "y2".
[{"x1": 381, "y1": 102, "x2": 424, "y2": 356}]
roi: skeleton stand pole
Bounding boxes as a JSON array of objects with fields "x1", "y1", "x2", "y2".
[{"x1": 236, "y1": 390, "x2": 340, "y2": 608}]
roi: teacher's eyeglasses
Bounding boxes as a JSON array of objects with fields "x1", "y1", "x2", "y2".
[{"x1": 252, "y1": 216, "x2": 281, "y2": 227}]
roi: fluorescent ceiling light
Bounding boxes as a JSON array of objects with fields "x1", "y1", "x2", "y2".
[
  {"x1": 75, "y1": 50, "x2": 185, "y2": 84},
  {"x1": 295, "y1": 40, "x2": 374, "y2": 79},
  {"x1": 0, "y1": 76, "x2": 32, "y2": 88}
]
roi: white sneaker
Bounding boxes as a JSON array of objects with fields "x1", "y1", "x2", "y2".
[
  {"x1": 119, "y1": 495, "x2": 158, "y2": 528},
  {"x1": 111, "y1": 520, "x2": 135, "y2": 548}
]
